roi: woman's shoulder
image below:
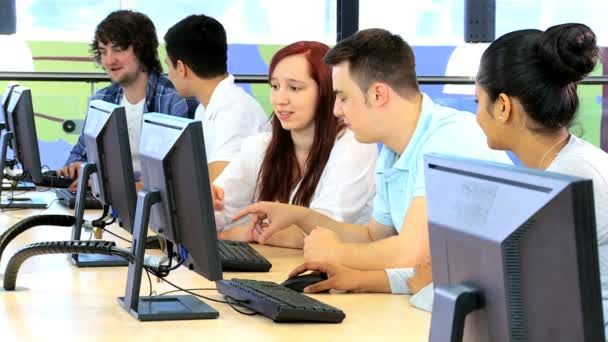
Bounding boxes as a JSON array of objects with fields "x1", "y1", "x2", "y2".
[
  {"x1": 233, "y1": 132, "x2": 272, "y2": 168},
  {"x1": 550, "y1": 136, "x2": 608, "y2": 182}
]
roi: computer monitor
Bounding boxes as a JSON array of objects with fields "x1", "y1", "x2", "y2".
[
  {"x1": 1, "y1": 82, "x2": 18, "y2": 132},
  {"x1": 119, "y1": 113, "x2": 222, "y2": 321},
  {"x1": 0, "y1": 86, "x2": 47, "y2": 208},
  {"x1": 425, "y1": 153, "x2": 604, "y2": 342},
  {"x1": 5, "y1": 86, "x2": 44, "y2": 184},
  {"x1": 83, "y1": 100, "x2": 136, "y2": 233},
  {"x1": 69, "y1": 100, "x2": 136, "y2": 267}
]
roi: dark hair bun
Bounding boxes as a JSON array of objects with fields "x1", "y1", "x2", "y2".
[{"x1": 537, "y1": 23, "x2": 599, "y2": 86}]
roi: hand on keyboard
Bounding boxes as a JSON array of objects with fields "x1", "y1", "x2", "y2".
[
  {"x1": 288, "y1": 261, "x2": 365, "y2": 293},
  {"x1": 42, "y1": 170, "x2": 78, "y2": 191},
  {"x1": 55, "y1": 163, "x2": 81, "y2": 191},
  {"x1": 57, "y1": 161, "x2": 82, "y2": 179}
]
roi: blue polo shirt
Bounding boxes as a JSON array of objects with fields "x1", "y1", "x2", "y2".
[{"x1": 373, "y1": 93, "x2": 510, "y2": 232}]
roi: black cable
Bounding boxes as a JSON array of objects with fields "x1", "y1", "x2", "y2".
[
  {"x1": 142, "y1": 268, "x2": 255, "y2": 315},
  {"x1": 157, "y1": 288, "x2": 217, "y2": 296},
  {"x1": 46, "y1": 198, "x2": 59, "y2": 208},
  {"x1": 99, "y1": 227, "x2": 131, "y2": 244},
  {"x1": 2, "y1": 239, "x2": 257, "y2": 316},
  {"x1": 151, "y1": 276, "x2": 231, "y2": 305},
  {"x1": 105, "y1": 216, "x2": 116, "y2": 225},
  {"x1": 144, "y1": 268, "x2": 153, "y2": 297},
  {"x1": 151, "y1": 275, "x2": 256, "y2": 316},
  {"x1": 224, "y1": 295, "x2": 258, "y2": 316},
  {"x1": 0, "y1": 214, "x2": 76, "y2": 266},
  {"x1": 98, "y1": 205, "x2": 110, "y2": 222},
  {"x1": 3, "y1": 240, "x2": 133, "y2": 290},
  {"x1": 166, "y1": 257, "x2": 184, "y2": 272}
]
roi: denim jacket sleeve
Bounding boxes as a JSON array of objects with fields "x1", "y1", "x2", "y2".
[{"x1": 65, "y1": 131, "x2": 86, "y2": 165}]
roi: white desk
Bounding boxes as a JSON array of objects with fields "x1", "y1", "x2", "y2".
[{"x1": 0, "y1": 193, "x2": 431, "y2": 341}]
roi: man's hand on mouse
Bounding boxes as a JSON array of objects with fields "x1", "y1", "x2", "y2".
[
  {"x1": 289, "y1": 262, "x2": 364, "y2": 294},
  {"x1": 303, "y1": 227, "x2": 344, "y2": 263}
]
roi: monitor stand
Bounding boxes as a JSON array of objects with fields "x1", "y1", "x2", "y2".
[
  {"x1": 2, "y1": 180, "x2": 36, "y2": 190},
  {"x1": 0, "y1": 130, "x2": 47, "y2": 209},
  {"x1": 429, "y1": 284, "x2": 483, "y2": 342},
  {"x1": 69, "y1": 162, "x2": 127, "y2": 267},
  {"x1": 118, "y1": 190, "x2": 219, "y2": 321},
  {"x1": 0, "y1": 197, "x2": 47, "y2": 209}
]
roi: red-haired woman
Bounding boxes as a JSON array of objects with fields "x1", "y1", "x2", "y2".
[{"x1": 213, "y1": 41, "x2": 377, "y2": 248}]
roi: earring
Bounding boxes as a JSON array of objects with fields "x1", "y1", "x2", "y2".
[{"x1": 499, "y1": 115, "x2": 503, "y2": 120}]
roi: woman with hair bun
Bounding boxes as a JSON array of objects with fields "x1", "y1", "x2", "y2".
[{"x1": 475, "y1": 23, "x2": 608, "y2": 332}]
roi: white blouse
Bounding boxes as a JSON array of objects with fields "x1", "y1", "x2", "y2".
[
  {"x1": 547, "y1": 135, "x2": 608, "y2": 334},
  {"x1": 213, "y1": 130, "x2": 378, "y2": 230}
]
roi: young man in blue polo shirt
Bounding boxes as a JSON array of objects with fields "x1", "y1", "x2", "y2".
[
  {"x1": 233, "y1": 29, "x2": 510, "y2": 297},
  {"x1": 57, "y1": 10, "x2": 197, "y2": 191}
]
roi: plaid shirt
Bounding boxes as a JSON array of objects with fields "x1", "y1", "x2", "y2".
[{"x1": 66, "y1": 72, "x2": 198, "y2": 164}]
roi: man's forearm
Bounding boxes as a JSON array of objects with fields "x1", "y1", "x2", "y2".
[
  {"x1": 292, "y1": 207, "x2": 371, "y2": 243},
  {"x1": 338, "y1": 235, "x2": 423, "y2": 270},
  {"x1": 261, "y1": 225, "x2": 305, "y2": 249},
  {"x1": 356, "y1": 270, "x2": 392, "y2": 293}
]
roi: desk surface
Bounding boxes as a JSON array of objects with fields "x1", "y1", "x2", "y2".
[{"x1": 0, "y1": 193, "x2": 430, "y2": 341}]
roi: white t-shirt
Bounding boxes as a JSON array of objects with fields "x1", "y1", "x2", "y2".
[
  {"x1": 120, "y1": 94, "x2": 145, "y2": 172},
  {"x1": 547, "y1": 135, "x2": 608, "y2": 333},
  {"x1": 194, "y1": 75, "x2": 269, "y2": 164},
  {"x1": 213, "y1": 130, "x2": 378, "y2": 231}
]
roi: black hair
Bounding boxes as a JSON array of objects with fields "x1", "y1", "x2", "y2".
[
  {"x1": 477, "y1": 23, "x2": 599, "y2": 131},
  {"x1": 90, "y1": 10, "x2": 162, "y2": 74},
  {"x1": 164, "y1": 14, "x2": 228, "y2": 78},
  {"x1": 323, "y1": 28, "x2": 419, "y2": 99}
]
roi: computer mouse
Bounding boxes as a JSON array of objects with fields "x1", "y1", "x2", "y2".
[{"x1": 281, "y1": 272, "x2": 329, "y2": 293}]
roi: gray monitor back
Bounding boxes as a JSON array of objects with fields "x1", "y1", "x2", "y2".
[
  {"x1": 6, "y1": 86, "x2": 43, "y2": 183},
  {"x1": 1, "y1": 83, "x2": 18, "y2": 127},
  {"x1": 425, "y1": 153, "x2": 604, "y2": 342},
  {"x1": 83, "y1": 100, "x2": 137, "y2": 233},
  {"x1": 139, "y1": 113, "x2": 222, "y2": 281}
]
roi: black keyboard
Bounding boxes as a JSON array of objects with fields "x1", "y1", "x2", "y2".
[
  {"x1": 216, "y1": 278, "x2": 345, "y2": 323},
  {"x1": 218, "y1": 240, "x2": 272, "y2": 272},
  {"x1": 55, "y1": 188, "x2": 103, "y2": 209},
  {"x1": 39, "y1": 172, "x2": 74, "y2": 188}
]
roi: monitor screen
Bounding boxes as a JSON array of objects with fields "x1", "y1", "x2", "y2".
[
  {"x1": 83, "y1": 100, "x2": 137, "y2": 233},
  {"x1": 139, "y1": 113, "x2": 222, "y2": 281},
  {"x1": 425, "y1": 153, "x2": 604, "y2": 342},
  {"x1": 5, "y1": 86, "x2": 43, "y2": 183}
]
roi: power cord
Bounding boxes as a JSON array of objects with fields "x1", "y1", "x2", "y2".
[
  {"x1": 144, "y1": 267, "x2": 156, "y2": 297},
  {"x1": 99, "y1": 227, "x2": 131, "y2": 244},
  {"x1": 157, "y1": 288, "x2": 217, "y2": 296},
  {"x1": 224, "y1": 295, "x2": 258, "y2": 316},
  {"x1": 152, "y1": 275, "x2": 230, "y2": 305}
]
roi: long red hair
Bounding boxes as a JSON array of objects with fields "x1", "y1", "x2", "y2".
[{"x1": 255, "y1": 41, "x2": 345, "y2": 206}]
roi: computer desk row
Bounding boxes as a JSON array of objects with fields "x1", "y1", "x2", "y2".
[{"x1": 0, "y1": 190, "x2": 431, "y2": 341}]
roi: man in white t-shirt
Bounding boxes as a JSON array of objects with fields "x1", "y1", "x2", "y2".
[
  {"x1": 57, "y1": 10, "x2": 198, "y2": 191},
  {"x1": 164, "y1": 15, "x2": 269, "y2": 181}
]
